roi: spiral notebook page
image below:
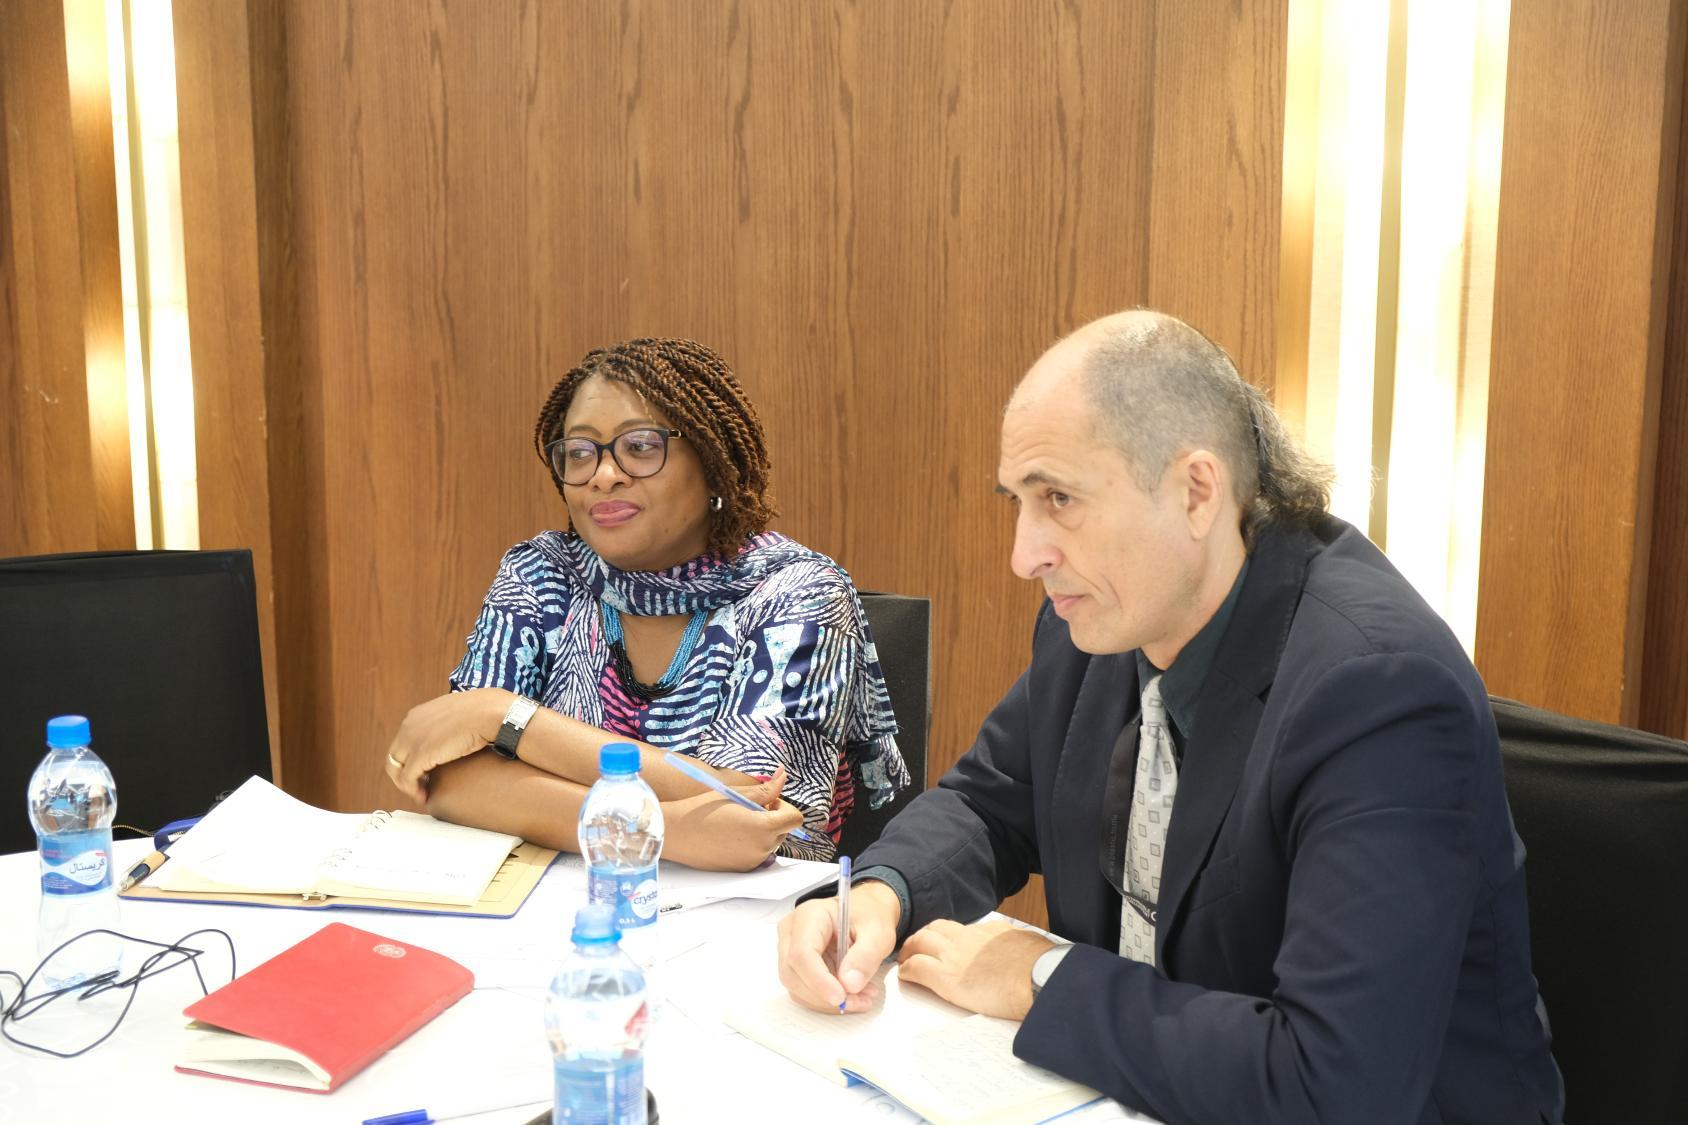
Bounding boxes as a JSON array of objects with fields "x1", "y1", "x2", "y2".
[
  {"x1": 154, "y1": 777, "x2": 521, "y2": 905},
  {"x1": 725, "y1": 964, "x2": 1106, "y2": 1124},
  {"x1": 157, "y1": 777, "x2": 366, "y2": 893},
  {"x1": 723, "y1": 963, "x2": 969, "y2": 1086},
  {"x1": 316, "y1": 810, "x2": 520, "y2": 905},
  {"x1": 837, "y1": 1013, "x2": 1104, "y2": 1125}
]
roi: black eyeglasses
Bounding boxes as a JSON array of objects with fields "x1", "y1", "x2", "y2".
[{"x1": 546, "y1": 428, "x2": 684, "y2": 486}]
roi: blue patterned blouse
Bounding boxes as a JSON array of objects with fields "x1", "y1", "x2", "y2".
[{"x1": 449, "y1": 531, "x2": 908, "y2": 860}]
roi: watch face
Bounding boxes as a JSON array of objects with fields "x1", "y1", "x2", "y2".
[
  {"x1": 494, "y1": 698, "x2": 539, "y2": 760},
  {"x1": 1032, "y1": 946, "x2": 1067, "y2": 991},
  {"x1": 508, "y1": 696, "x2": 539, "y2": 728}
]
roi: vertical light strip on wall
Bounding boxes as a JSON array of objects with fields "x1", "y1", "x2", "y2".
[
  {"x1": 118, "y1": 0, "x2": 197, "y2": 549},
  {"x1": 1285, "y1": 0, "x2": 1508, "y2": 655},
  {"x1": 1299, "y1": 0, "x2": 1391, "y2": 529},
  {"x1": 1445, "y1": 0, "x2": 1509, "y2": 655},
  {"x1": 102, "y1": 0, "x2": 153, "y2": 549},
  {"x1": 1384, "y1": 0, "x2": 1509, "y2": 653},
  {"x1": 1367, "y1": 0, "x2": 1409, "y2": 550}
]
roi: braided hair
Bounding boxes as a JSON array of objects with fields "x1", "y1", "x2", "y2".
[{"x1": 533, "y1": 338, "x2": 778, "y2": 556}]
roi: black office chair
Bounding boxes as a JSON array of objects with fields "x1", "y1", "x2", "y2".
[
  {"x1": 1492, "y1": 695, "x2": 1688, "y2": 1125},
  {"x1": 836, "y1": 593, "x2": 931, "y2": 858},
  {"x1": 0, "y1": 550, "x2": 273, "y2": 853}
]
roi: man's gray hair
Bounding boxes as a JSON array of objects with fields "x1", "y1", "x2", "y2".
[{"x1": 1081, "y1": 315, "x2": 1332, "y2": 544}]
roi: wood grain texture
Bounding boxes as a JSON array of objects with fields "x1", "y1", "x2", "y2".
[
  {"x1": 1273, "y1": 0, "x2": 1319, "y2": 440},
  {"x1": 246, "y1": 0, "x2": 325, "y2": 803},
  {"x1": 0, "y1": 0, "x2": 99, "y2": 556},
  {"x1": 1642, "y1": 48, "x2": 1688, "y2": 741},
  {"x1": 62, "y1": 0, "x2": 132, "y2": 551},
  {"x1": 172, "y1": 0, "x2": 286, "y2": 778},
  {"x1": 1146, "y1": 0, "x2": 1286, "y2": 393},
  {"x1": 1477, "y1": 0, "x2": 1687, "y2": 726},
  {"x1": 177, "y1": 0, "x2": 1286, "y2": 929},
  {"x1": 0, "y1": 13, "x2": 18, "y2": 552}
]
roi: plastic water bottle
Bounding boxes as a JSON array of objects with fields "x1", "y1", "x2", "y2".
[
  {"x1": 27, "y1": 715, "x2": 121, "y2": 989},
  {"x1": 545, "y1": 903, "x2": 650, "y2": 1124},
  {"x1": 579, "y1": 743, "x2": 664, "y2": 933}
]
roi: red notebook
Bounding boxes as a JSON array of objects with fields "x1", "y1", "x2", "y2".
[{"x1": 176, "y1": 922, "x2": 474, "y2": 1092}]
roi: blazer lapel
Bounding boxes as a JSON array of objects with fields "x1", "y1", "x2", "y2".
[
  {"x1": 1156, "y1": 523, "x2": 1322, "y2": 968},
  {"x1": 1094, "y1": 663, "x2": 1141, "y2": 896},
  {"x1": 1056, "y1": 649, "x2": 1135, "y2": 947}
]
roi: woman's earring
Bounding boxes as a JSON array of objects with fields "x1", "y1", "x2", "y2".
[{"x1": 709, "y1": 496, "x2": 723, "y2": 512}]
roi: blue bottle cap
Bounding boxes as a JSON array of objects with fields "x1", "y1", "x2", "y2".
[
  {"x1": 46, "y1": 715, "x2": 91, "y2": 748},
  {"x1": 599, "y1": 742, "x2": 641, "y2": 776},
  {"x1": 572, "y1": 903, "x2": 621, "y2": 944}
]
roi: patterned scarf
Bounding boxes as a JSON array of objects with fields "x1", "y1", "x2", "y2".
[
  {"x1": 564, "y1": 531, "x2": 818, "y2": 616},
  {"x1": 553, "y1": 531, "x2": 907, "y2": 805}
]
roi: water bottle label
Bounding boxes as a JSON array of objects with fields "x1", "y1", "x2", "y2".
[
  {"x1": 554, "y1": 1057, "x2": 644, "y2": 1124},
  {"x1": 39, "y1": 834, "x2": 111, "y2": 897},
  {"x1": 586, "y1": 863, "x2": 659, "y2": 930}
]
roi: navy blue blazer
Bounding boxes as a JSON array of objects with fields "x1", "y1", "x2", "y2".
[{"x1": 859, "y1": 516, "x2": 1563, "y2": 1125}]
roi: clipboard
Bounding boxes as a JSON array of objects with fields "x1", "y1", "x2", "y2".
[{"x1": 120, "y1": 841, "x2": 558, "y2": 919}]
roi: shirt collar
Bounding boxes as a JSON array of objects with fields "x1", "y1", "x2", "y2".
[{"x1": 1135, "y1": 558, "x2": 1251, "y2": 740}]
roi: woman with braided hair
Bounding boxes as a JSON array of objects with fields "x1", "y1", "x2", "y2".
[{"x1": 383, "y1": 338, "x2": 908, "y2": 870}]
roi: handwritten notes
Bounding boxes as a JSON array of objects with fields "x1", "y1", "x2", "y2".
[{"x1": 726, "y1": 965, "x2": 1104, "y2": 1124}]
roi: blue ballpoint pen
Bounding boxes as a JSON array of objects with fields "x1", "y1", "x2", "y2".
[
  {"x1": 362, "y1": 1097, "x2": 547, "y2": 1125},
  {"x1": 837, "y1": 854, "x2": 851, "y2": 1013},
  {"x1": 661, "y1": 751, "x2": 817, "y2": 842}
]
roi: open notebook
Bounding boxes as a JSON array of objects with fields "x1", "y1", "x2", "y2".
[
  {"x1": 724, "y1": 964, "x2": 1105, "y2": 1125},
  {"x1": 139, "y1": 776, "x2": 533, "y2": 909}
]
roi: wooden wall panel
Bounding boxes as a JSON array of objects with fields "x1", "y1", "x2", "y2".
[
  {"x1": 172, "y1": 0, "x2": 286, "y2": 778},
  {"x1": 1477, "y1": 0, "x2": 1687, "y2": 726},
  {"x1": 6, "y1": 0, "x2": 1677, "y2": 926},
  {"x1": 0, "y1": 0, "x2": 100, "y2": 556},
  {"x1": 1646, "y1": 332, "x2": 1688, "y2": 741},
  {"x1": 1146, "y1": 1, "x2": 1285, "y2": 393},
  {"x1": 171, "y1": 0, "x2": 1286, "y2": 928},
  {"x1": 244, "y1": 0, "x2": 326, "y2": 804},
  {"x1": 0, "y1": 10, "x2": 19, "y2": 551},
  {"x1": 283, "y1": 1, "x2": 543, "y2": 814},
  {"x1": 62, "y1": 0, "x2": 132, "y2": 551},
  {"x1": 1643, "y1": 51, "x2": 1688, "y2": 742}
]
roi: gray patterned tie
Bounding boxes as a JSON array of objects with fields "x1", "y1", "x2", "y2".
[{"x1": 1119, "y1": 673, "x2": 1178, "y2": 966}]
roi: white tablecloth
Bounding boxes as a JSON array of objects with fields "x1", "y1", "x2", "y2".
[
  {"x1": 0, "y1": 838, "x2": 913, "y2": 1125},
  {"x1": 1, "y1": 840, "x2": 1153, "y2": 1125}
]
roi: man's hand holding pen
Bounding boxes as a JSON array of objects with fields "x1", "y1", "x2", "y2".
[
  {"x1": 777, "y1": 880, "x2": 901, "y2": 1014},
  {"x1": 778, "y1": 881, "x2": 1056, "y2": 1022}
]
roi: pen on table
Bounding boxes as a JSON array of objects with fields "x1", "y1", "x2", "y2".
[
  {"x1": 836, "y1": 854, "x2": 851, "y2": 1013},
  {"x1": 363, "y1": 1097, "x2": 548, "y2": 1125},
  {"x1": 658, "y1": 894, "x2": 728, "y2": 914},
  {"x1": 661, "y1": 751, "x2": 817, "y2": 842},
  {"x1": 117, "y1": 848, "x2": 169, "y2": 893}
]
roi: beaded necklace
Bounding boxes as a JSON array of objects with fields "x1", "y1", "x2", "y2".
[{"x1": 599, "y1": 602, "x2": 709, "y2": 702}]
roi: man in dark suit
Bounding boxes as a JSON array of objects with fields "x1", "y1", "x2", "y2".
[{"x1": 778, "y1": 311, "x2": 1564, "y2": 1124}]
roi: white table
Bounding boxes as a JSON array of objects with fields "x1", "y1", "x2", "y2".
[
  {"x1": 1, "y1": 841, "x2": 1153, "y2": 1125},
  {"x1": 0, "y1": 838, "x2": 924, "y2": 1125}
]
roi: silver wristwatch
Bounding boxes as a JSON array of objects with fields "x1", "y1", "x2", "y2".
[
  {"x1": 492, "y1": 695, "x2": 540, "y2": 760},
  {"x1": 1030, "y1": 944, "x2": 1073, "y2": 996}
]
